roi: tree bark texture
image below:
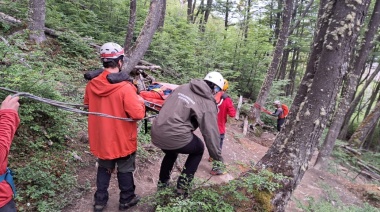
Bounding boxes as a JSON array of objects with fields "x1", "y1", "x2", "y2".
[
  {"x1": 158, "y1": 0, "x2": 166, "y2": 28},
  {"x1": 122, "y1": 0, "x2": 164, "y2": 75},
  {"x1": 348, "y1": 100, "x2": 380, "y2": 147},
  {"x1": 124, "y1": 0, "x2": 137, "y2": 52},
  {"x1": 187, "y1": 0, "x2": 193, "y2": 22},
  {"x1": 255, "y1": 1, "x2": 369, "y2": 211},
  {"x1": 251, "y1": 0, "x2": 294, "y2": 124},
  {"x1": 314, "y1": 0, "x2": 378, "y2": 169},
  {"x1": 339, "y1": 61, "x2": 380, "y2": 140},
  {"x1": 28, "y1": 0, "x2": 47, "y2": 44}
]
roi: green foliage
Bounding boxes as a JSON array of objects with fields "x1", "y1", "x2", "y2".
[
  {"x1": 295, "y1": 183, "x2": 380, "y2": 212},
  {"x1": 151, "y1": 169, "x2": 285, "y2": 211},
  {"x1": 14, "y1": 152, "x2": 77, "y2": 211}
]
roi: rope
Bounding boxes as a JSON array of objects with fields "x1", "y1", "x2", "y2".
[
  {"x1": 0, "y1": 87, "x2": 157, "y2": 122},
  {"x1": 253, "y1": 102, "x2": 272, "y2": 115}
]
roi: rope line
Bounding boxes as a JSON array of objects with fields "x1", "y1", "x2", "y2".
[{"x1": 0, "y1": 87, "x2": 157, "y2": 122}]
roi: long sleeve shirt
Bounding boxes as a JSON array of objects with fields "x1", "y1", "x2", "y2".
[{"x1": 0, "y1": 109, "x2": 20, "y2": 207}]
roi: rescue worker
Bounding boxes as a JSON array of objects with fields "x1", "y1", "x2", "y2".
[
  {"x1": 209, "y1": 80, "x2": 236, "y2": 169},
  {"x1": 272, "y1": 100, "x2": 285, "y2": 131},
  {"x1": 151, "y1": 71, "x2": 225, "y2": 196},
  {"x1": 84, "y1": 42, "x2": 146, "y2": 212},
  {"x1": 0, "y1": 95, "x2": 20, "y2": 212}
]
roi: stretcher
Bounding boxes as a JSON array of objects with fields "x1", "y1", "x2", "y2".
[{"x1": 140, "y1": 82, "x2": 179, "y2": 112}]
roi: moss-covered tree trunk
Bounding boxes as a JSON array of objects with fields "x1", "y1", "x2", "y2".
[
  {"x1": 251, "y1": 0, "x2": 293, "y2": 125},
  {"x1": 28, "y1": 0, "x2": 46, "y2": 44},
  {"x1": 255, "y1": 0, "x2": 370, "y2": 211},
  {"x1": 348, "y1": 100, "x2": 380, "y2": 147},
  {"x1": 314, "y1": 0, "x2": 379, "y2": 169}
]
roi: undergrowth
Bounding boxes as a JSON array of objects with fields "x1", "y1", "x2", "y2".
[{"x1": 148, "y1": 169, "x2": 286, "y2": 212}]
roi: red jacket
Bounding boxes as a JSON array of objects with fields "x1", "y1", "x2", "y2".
[
  {"x1": 217, "y1": 93, "x2": 236, "y2": 134},
  {"x1": 0, "y1": 109, "x2": 20, "y2": 207},
  {"x1": 84, "y1": 71, "x2": 146, "y2": 160}
]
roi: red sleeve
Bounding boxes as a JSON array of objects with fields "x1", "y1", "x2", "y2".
[
  {"x1": 0, "y1": 109, "x2": 20, "y2": 170},
  {"x1": 225, "y1": 98, "x2": 236, "y2": 118},
  {"x1": 123, "y1": 83, "x2": 146, "y2": 120},
  {"x1": 83, "y1": 84, "x2": 89, "y2": 105}
]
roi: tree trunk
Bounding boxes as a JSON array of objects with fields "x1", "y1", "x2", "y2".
[
  {"x1": 158, "y1": 0, "x2": 166, "y2": 28},
  {"x1": 314, "y1": 0, "x2": 379, "y2": 169},
  {"x1": 285, "y1": 47, "x2": 299, "y2": 96},
  {"x1": 224, "y1": 0, "x2": 229, "y2": 31},
  {"x1": 187, "y1": 0, "x2": 193, "y2": 22},
  {"x1": 199, "y1": 0, "x2": 212, "y2": 32},
  {"x1": 364, "y1": 81, "x2": 380, "y2": 118},
  {"x1": 349, "y1": 100, "x2": 380, "y2": 147},
  {"x1": 28, "y1": 0, "x2": 46, "y2": 44},
  {"x1": 124, "y1": 0, "x2": 137, "y2": 52},
  {"x1": 243, "y1": 0, "x2": 252, "y2": 40},
  {"x1": 339, "y1": 63, "x2": 380, "y2": 140},
  {"x1": 250, "y1": 0, "x2": 294, "y2": 125},
  {"x1": 255, "y1": 1, "x2": 369, "y2": 211},
  {"x1": 272, "y1": 0, "x2": 283, "y2": 46},
  {"x1": 121, "y1": 0, "x2": 164, "y2": 75}
]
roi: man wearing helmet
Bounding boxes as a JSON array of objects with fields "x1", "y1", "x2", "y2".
[
  {"x1": 84, "y1": 42, "x2": 146, "y2": 211},
  {"x1": 151, "y1": 71, "x2": 225, "y2": 196},
  {"x1": 272, "y1": 100, "x2": 285, "y2": 131}
]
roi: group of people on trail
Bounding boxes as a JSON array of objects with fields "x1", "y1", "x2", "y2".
[
  {"x1": 83, "y1": 42, "x2": 240, "y2": 211},
  {"x1": 0, "y1": 41, "x2": 286, "y2": 212}
]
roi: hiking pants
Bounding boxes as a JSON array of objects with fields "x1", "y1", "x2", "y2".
[
  {"x1": 0, "y1": 199, "x2": 16, "y2": 212},
  {"x1": 277, "y1": 118, "x2": 286, "y2": 131},
  {"x1": 94, "y1": 152, "x2": 136, "y2": 206},
  {"x1": 159, "y1": 134, "x2": 205, "y2": 190}
]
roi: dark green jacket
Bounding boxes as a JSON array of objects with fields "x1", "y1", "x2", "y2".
[{"x1": 151, "y1": 79, "x2": 223, "y2": 161}]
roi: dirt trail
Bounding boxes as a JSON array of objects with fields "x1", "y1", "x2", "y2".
[{"x1": 64, "y1": 122, "x2": 372, "y2": 212}]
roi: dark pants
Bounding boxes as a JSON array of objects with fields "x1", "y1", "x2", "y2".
[
  {"x1": 159, "y1": 134, "x2": 205, "y2": 189},
  {"x1": 220, "y1": 134, "x2": 225, "y2": 150},
  {"x1": 94, "y1": 153, "x2": 136, "y2": 206},
  {"x1": 0, "y1": 199, "x2": 16, "y2": 212},
  {"x1": 277, "y1": 118, "x2": 285, "y2": 131}
]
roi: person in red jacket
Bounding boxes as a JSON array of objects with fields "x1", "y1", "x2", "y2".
[
  {"x1": 0, "y1": 95, "x2": 20, "y2": 212},
  {"x1": 84, "y1": 42, "x2": 146, "y2": 212},
  {"x1": 209, "y1": 80, "x2": 236, "y2": 175}
]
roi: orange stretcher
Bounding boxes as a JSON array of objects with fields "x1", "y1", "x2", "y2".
[{"x1": 140, "y1": 82, "x2": 179, "y2": 112}]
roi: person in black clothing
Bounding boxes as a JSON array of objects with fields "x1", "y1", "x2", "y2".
[{"x1": 272, "y1": 100, "x2": 285, "y2": 131}]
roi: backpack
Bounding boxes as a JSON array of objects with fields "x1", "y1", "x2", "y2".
[{"x1": 280, "y1": 104, "x2": 289, "y2": 119}]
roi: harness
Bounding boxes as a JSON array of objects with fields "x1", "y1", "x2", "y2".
[{"x1": 0, "y1": 168, "x2": 16, "y2": 197}]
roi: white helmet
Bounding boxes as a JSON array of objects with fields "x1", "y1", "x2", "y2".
[
  {"x1": 274, "y1": 100, "x2": 281, "y2": 105},
  {"x1": 204, "y1": 71, "x2": 224, "y2": 89},
  {"x1": 100, "y1": 42, "x2": 124, "y2": 60}
]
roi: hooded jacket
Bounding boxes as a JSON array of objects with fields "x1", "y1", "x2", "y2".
[
  {"x1": 84, "y1": 71, "x2": 145, "y2": 160},
  {"x1": 217, "y1": 92, "x2": 236, "y2": 134},
  {"x1": 0, "y1": 109, "x2": 19, "y2": 207},
  {"x1": 151, "y1": 79, "x2": 223, "y2": 161}
]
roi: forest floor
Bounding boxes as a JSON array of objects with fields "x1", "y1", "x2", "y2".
[{"x1": 63, "y1": 120, "x2": 380, "y2": 212}]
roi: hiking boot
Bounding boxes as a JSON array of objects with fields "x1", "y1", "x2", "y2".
[
  {"x1": 119, "y1": 195, "x2": 140, "y2": 211},
  {"x1": 210, "y1": 168, "x2": 227, "y2": 175},
  {"x1": 93, "y1": 204, "x2": 106, "y2": 212},
  {"x1": 157, "y1": 181, "x2": 170, "y2": 190},
  {"x1": 175, "y1": 188, "x2": 188, "y2": 198}
]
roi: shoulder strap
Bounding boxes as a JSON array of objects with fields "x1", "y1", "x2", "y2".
[{"x1": 0, "y1": 168, "x2": 16, "y2": 197}]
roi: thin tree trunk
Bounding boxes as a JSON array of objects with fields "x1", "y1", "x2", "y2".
[
  {"x1": 349, "y1": 100, "x2": 380, "y2": 147},
  {"x1": 285, "y1": 47, "x2": 299, "y2": 96},
  {"x1": 121, "y1": 0, "x2": 164, "y2": 75},
  {"x1": 256, "y1": 0, "x2": 369, "y2": 210},
  {"x1": 224, "y1": 0, "x2": 229, "y2": 31},
  {"x1": 339, "y1": 63, "x2": 380, "y2": 140},
  {"x1": 124, "y1": 0, "x2": 137, "y2": 52},
  {"x1": 364, "y1": 81, "x2": 380, "y2": 118},
  {"x1": 314, "y1": 0, "x2": 379, "y2": 169},
  {"x1": 251, "y1": 0, "x2": 294, "y2": 124},
  {"x1": 187, "y1": 0, "x2": 193, "y2": 22},
  {"x1": 272, "y1": 0, "x2": 283, "y2": 46},
  {"x1": 28, "y1": 0, "x2": 46, "y2": 44},
  {"x1": 158, "y1": 0, "x2": 166, "y2": 28},
  {"x1": 243, "y1": 0, "x2": 252, "y2": 40}
]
